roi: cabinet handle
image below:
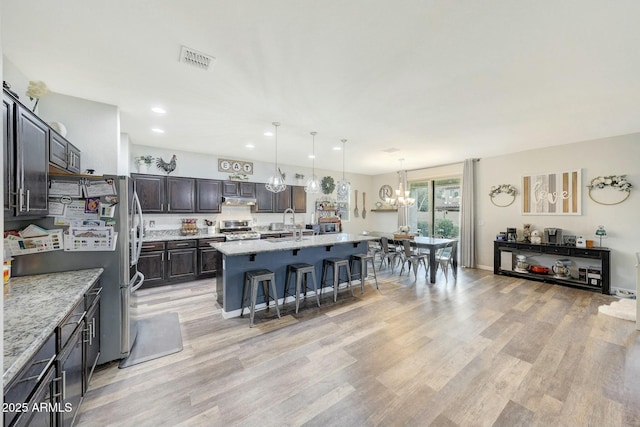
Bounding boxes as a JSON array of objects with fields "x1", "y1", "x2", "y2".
[
  {"x1": 168, "y1": 203, "x2": 171, "y2": 211},
  {"x1": 64, "y1": 311, "x2": 87, "y2": 326},
  {"x1": 62, "y1": 370, "x2": 67, "y2": 400},
  {"x1": 168, "y1": 252, "x2": 171, "y2": 261},
  {"x1": 19, "y1": 188, "x2": 24, "y2": 211},
  {"x1": 84, "y1": 324, "x2": 92, "y2": 344},
  {"x1": 87, "y1": 287, "x2": 103, "y2": 297},
  {"x1": 26, "y1": 189, "x2": 30, "y2": 211},
  {"x1": 92, "y1": 317, "x2": 96, "y2": 339},
  {"x1": 175, "y1": 242, "x2": 190, "y2": 247}
]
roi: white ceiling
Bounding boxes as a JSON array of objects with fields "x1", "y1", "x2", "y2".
[{"x1": 3, "y1": 1, "x2": 640, "y2": 175}]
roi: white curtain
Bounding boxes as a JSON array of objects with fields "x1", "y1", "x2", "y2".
[{"x1": 460, "y1": 158, "x2": 477, "y2": 268}]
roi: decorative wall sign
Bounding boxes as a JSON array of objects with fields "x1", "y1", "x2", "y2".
[
  {"x1": 218, "y1": 158, "x2": 254, "y2": 175},
  {"x1": 489, "y1": 184, "x2": 517, "y2": 207},
  {"x1": 522, "y1": 169, "x2": 581, "y2": 215}
]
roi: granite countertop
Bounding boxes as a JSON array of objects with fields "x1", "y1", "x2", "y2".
[
  {"x1": 3, "y1": 268, "x2": 104, "y2": 388},
  {"x1": 210, "y1": 233, "x2": 377, "y2": 256},
  {"x1": 143, "y1": 229, "x2": 226, "y2": 242}
]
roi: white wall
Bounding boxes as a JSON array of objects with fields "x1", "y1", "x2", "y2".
[
  {"x1": 38, "y1": 93, "x2": 119, "y2": 175},
  {"x1": 476, "y1": 133, "x2": 640, "y2": 291},
  {"x1": 2, "y1": 56, "x2": 34, "y2": 111}
]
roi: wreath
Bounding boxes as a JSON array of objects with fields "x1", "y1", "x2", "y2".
[
  {"x1": 587, "y1": 175, "x2": 632, "y2": 205},
  {"x1": 321, "y1": 176, "x2": 335, "y2": 195},
  {"x1": 489, "y1": 184, "x2": 517, "y2": 207}
]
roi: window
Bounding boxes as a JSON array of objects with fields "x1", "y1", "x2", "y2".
[{"x1": 408, "y1": 177, "x2": 460, "y2": 238}]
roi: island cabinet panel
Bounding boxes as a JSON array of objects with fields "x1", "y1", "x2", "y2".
[
  {"x1": 223, "y1": 180, "x2": 255, "y2": 197},
  {"x1": 133, "y1": 174, "x2": 165, "y2": 213},
  {"x1": 196, "y1": 178, "x2": 222, "y2": 213},
  {"x1": 166, "y1": 176, "x2": 195, "y2": 213},
  {"x1": 254, "y1": 184, "x2": 274, "y2": 213}
]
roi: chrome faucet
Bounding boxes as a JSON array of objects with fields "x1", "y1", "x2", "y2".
[{"x1": 283, "y1": 208, "x2": 302, "y2": 241}]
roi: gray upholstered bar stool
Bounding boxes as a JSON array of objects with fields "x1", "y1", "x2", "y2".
[
  {"x1": 349, "y1": 253, "x2": 379, "y2": 292},
  {"x1": 241, "y1": 269, "x2": 281, "y2": 327},
  {"x1": 283, "y1": 263, "x2": 320, "y2": 313},
  {"x1": 320, "y1": 258, "x2": 353, "y2": 302}
]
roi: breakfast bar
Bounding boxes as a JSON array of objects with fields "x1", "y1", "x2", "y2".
[{"x1": 211, "y1": 233, "x2": 377, "y2": 317}]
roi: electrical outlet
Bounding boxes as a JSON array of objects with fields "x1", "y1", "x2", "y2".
[{"x1": 149, "y1": 220, "x2": 155, "y2": 228}]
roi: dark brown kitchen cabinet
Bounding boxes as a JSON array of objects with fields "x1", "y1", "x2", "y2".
[
  {"x1": 292, "y1": 185, "x2": 307, "y2": 213},
  {"x1": 166, "y1": 176, "x2": 195, "y2": 212},
  {"x1": 84, "y1": 282, "x2": 101, "y2": 392},
  {"x1": 58, "y1": 322, "x2": 83, "y2": 427},
  {"x1": 167, "y1": 240, "x2": 197, "y2": 281},
  {"x1": 196, "y1": 178, "x2": 222, "y2": 213},
  {"x1": 3, "y1": 93, "x2": 14, "y2": 219},
  {"x1": 3, "y1": 94, "x2": 50, "y2": 218},
  {"x1": 49, "y1": 130, "x2": 81, "y2": 174},
  {"x1": 254, "y1": 183, "x2": 275, "y2": 213},
  {"x1": 198, "y1": 237, "x2": 225, "y2": 277},
  {"x1": 222, "y1": 180, "x2": 255, "y2": 197},
  {"x1": 138, "y1": 241, "x2": 166, "y2": 287},
  {"x1": 274, "y1": 187, "x2": 292, "y2": 213},
  {"x1": 132, "y1": 174, "x2": 165, "y2": 213}
]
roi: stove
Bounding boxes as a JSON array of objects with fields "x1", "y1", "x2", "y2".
[{"x1": 220, "y1": 220, "x2": 261, "y2": 241}]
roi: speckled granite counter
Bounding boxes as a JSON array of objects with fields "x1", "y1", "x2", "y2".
[
  {"x1": 143, "y1": 229, "x2": 226, "y2": 242},
  {"x1": 3, "y1": 268, "x2": 104, "y2": 388},
  {"x1": 210, "y1": 233, "x2": 377, "y2": 256}
]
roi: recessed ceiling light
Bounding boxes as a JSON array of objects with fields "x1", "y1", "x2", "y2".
[
  {"x1": 151, "y1": 107, "x2": 166, "y2": 114},
  {"x1": 151, "y1": 128, "x2": 165, "y2": 133},
  {"x1": 246, "y1": 143, "x2": 255, "y2": 149},
  {"x1": 264, "y1": 131, "x2": 273, "y2": 137},
  {"x1": 308, "y1": 154, "x2": 315, "y2": 159},
  {"x1": 333, "y1": 146, "x2": 341, "y2": 151}
]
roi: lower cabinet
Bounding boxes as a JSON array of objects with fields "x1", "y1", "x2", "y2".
[
  {"x1": 18, "y1": 367, "x2": 58, "y2": 427},
  {"x1": 84, "y1": 300, "x2": 101, "y2": 391},
  {"x1": 167, "y1": 241, "x2": 197, "y2": 281},
  {"x1": 58, "y1": 325, "x2": 84, "y2": 427},
  {"x1": 198, "y1": 238, "x2": 225, "y2": 277},
  {"x1": 138, "y1": 241, "x2": 166, "y2": 287}
]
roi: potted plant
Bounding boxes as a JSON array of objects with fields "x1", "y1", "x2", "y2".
[{"x1": 135, "y1": 155, "x2": 154, "y2": 173}]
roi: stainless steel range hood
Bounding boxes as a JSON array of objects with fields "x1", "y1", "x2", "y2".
[{"x1": 221, "y1": 196, "x2": 257, "y2": 206}]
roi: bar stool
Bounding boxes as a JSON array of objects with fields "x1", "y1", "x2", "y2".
[
  {"x1": 349, "y1": 253, "x2": 379, "y2": 292},
  {"x1": 321, "y1": 258, "x2": 353, "y2": 302},
  {"x1": 283, "y1": 263, "x2": 320, "y2": 313},
  {"x1": 241, "y1": 269, "x2": 281, "y2": 327}
]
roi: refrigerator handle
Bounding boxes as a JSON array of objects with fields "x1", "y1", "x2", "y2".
[
  {"x1": 131, "y1": 191, "x2": 144, "y2": 265},
  {"x1": 131, "y1": 270, "x2": 145, "y2": 292}
]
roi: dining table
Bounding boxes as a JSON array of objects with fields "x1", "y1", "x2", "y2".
[{"x1": 369, "y1": 232, "x2": 458, "y2": 283}]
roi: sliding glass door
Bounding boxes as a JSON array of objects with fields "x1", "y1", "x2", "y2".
[{"x1": 407, "y1": 177, "x2": 461, "y2": 238}]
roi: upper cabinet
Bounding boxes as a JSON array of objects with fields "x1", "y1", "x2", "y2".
[
  {"x1": 274, "y1": 185, "x2": 307, "y2": 213},
  {"x1": 132, "y1": 174, "x2": 166, "y2": 213},
  {"x1": 166, "y1": 176, "x2": 195, "y2": 212},
  {"x1": 4, "y1": 92, "x2": 50, "y2": 218},
  {"x1": 196, "y1": 179, "x2": 222, "y2": 213},
  {"x1": 254, "y1": 184, "x2": 274, "y2": 213},
  {"x1": 222, "y1": 181, "x2": 255, "y2": 198},
  {"x1": 49, "y1": 130, "x2": 81, "y2": 174}
]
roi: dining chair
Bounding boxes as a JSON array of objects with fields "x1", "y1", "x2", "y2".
[
  {"x1": 398, "y1": 239, "x2": 429, "y2": 280},
  {"x1": 379, "y1": 237, "x2": 400, "y2": 272},
  {"x1": 435, "y1": 240, "x2": 458, "y2": 282}
]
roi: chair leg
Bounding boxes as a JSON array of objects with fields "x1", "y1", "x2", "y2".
[
  {"x1": 345, "y1": 263, "x2": 353, "y2": 296},
  {"x1": 359, "y1": 259, "x2": 365, "y2": 294},
  {"x1": 295, "y1": 273, "x2": 302, "y2": 313},
  {"x1": 333, "y1": 264, "x2": 339, "y2": 303},
  {"x1": 310, "y1": 270, "x2": 320, "y2": 307},
  {"x1": 250, "y1": 280, "x2": 259, "y2": 327},
  {"x1": 269, "y1": 279, "x2": 281, "y2": 318},
  {"x1": 369, "y1": 259, "x2": 379, "y2": 289},
  {"x1": 241, "y1": 276, "x2": 249, "y2": 318}
]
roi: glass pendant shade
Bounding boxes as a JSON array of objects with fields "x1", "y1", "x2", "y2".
[
  {"x1": 336, "y1": 139, "x2": 349, "y2": 195},
  {"x1": 388, "y1": 159, "x2": 415, "y2": 207},
  {"x1": 304, "y1": 131, "x2": 320, "y2": 193},
  {"x1": 266, "y1": 122, "x2": 287, "y2": 193}
]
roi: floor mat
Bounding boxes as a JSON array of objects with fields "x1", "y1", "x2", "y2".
[
  {"x1": 119, "y1": 312, "x2": 183, "y2": 368},
  {"x1": 598, "y1": 298, "x2": 636, "y2": 322}
]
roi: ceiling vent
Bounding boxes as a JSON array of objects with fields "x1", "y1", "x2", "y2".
[
  {"x1": 382, "y1": 147, "x2": 400, "y2": 153},
  {"x1": 179, "y1": 45, "x2": 215, "y2": 71}
]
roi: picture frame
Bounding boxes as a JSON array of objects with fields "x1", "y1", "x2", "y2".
[{"x1": 522, "y1": 169, "x2": 581, "y2": 215}]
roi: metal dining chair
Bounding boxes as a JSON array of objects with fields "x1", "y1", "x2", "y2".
[
  {"x1": 379, "y1": 237, "x2": 400, "y2": 272},
  {"x1": 435, "y1": 240, "x2": 458, "y2": 282},
  {"x1": 398, "y1": 239, "x2": 429, "y2": 280}
]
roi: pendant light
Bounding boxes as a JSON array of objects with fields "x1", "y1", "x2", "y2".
[
  {"x1": 386, "y1": 158, "x2": 415, "y2": 207},
  {"x1": 304, "y1": 131, "x2": 320, "y2": 193},
  {"x1": 336, "y1": 139, "x2": 349, "y2": 196},
  {"x1": 265, "y1": 122, "x2": 287, "y2": 193}
]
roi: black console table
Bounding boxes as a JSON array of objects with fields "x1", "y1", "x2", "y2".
[{"x1": 493, "y1": 241, "x2": 610, "y2": 294}]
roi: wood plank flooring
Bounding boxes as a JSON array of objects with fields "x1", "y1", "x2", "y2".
[{"x1": 75, "y1": 266, "x2": 640, "y2": 427}]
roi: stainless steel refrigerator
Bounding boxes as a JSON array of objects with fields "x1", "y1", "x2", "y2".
[{"x1": 8, "y1": 175, "x2": 144, "y2": 364}]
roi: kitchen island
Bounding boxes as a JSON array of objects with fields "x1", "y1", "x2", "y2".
[{"x1": 211, "y1": 233, "x2": 377, "y2": 316}]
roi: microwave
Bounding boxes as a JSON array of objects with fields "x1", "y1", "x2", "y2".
[{"x1": 318, "y1": 222, "x2": 340, "y2": 234}]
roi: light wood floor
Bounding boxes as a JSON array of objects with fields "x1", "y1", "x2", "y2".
[{"x1": 76, "y1": 266, "x2": 640, "y2": 427}]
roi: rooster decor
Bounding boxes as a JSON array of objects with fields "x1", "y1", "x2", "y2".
[{"x1": 156, "y1": 155, "x2": 177, "y2": 174}]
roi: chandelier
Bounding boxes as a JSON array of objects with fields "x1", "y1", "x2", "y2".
[
  {"x1": 386, "y1": 158, "x2": 415, "y2": 207},
  {"x1": 304, "y1": 131, "x2": 320, "y2": 193},
  {"x1": 265, "y1": 122, "x2": 287, "y2": 193},
  {"x1": 336, "y1": 139, "x2": 349, "y2": 196}
]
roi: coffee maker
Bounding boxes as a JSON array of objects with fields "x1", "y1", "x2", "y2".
[
  {"x1": 544, "y1": 228, "x2": 562, "y2": 244},
  {"x1": 506, "y1": 227, "x2": 517, "y2": 242}
]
